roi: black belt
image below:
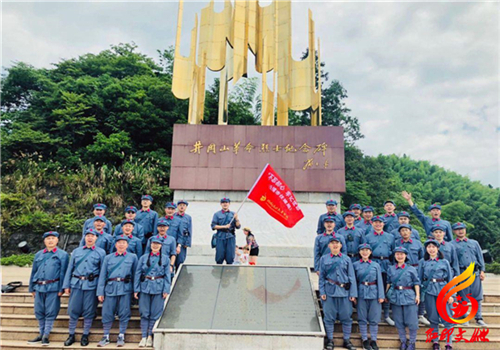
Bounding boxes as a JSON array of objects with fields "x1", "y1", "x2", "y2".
[
  {"x1": 360, "y1": 281, "x2": 377, "y2": 286},
  {"x1": 327, "y1": 279, "x2": 348, "y2": 288},
  {"x1": 72, "y1": 274, "x2": 98, "y2": 280},
  {"x1": 411, "y1": 264, "x2": 419, "y2": 267},
  {"x1": 145, "y1": 275, "x2": 164, "y2": 281},
  {"x1": 424, "y1": 278, "x2": 445, "y2": 283},
  {"x1": 35, "y1": 278, "x2": 60, "y2": 285},
  {"x1": 395, "y1": 286, "x2": 413, "y2": 290},
  {"x1": 372, "y1": 256, "x2": 389, "y2": 260}
]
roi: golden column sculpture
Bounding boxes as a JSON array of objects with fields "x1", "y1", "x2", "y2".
[{"x1": 172, "y1": 0, "x2": 321, "y2": 126}]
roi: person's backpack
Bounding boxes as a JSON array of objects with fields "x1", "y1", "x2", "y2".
[{"x1": 1, "y1": 281, "x2": 22, "y2": 293}]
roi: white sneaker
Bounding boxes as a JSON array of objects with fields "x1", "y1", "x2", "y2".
[
  {"x1": 385, "y1": 316, "x2": 395, "y2": 326},
  {"x1": 138, "y1": 338, "x2": 147, "y2": 347},
  {"x1": 476, "y1": 319, "x2": 488, "y2": 327},
  {"x1": 116, "y1": 334, "x2": 125, "y2": 347},
  {"x1": 146, "y1": 335, "x2": 153, "y2": 347},
  {"x1": 419, "y1": 315, "x2": 431, "y2": 325}
]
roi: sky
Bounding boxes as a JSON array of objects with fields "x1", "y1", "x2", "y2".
[{"x1": 2, "y1": 0, "x2": 499, "y2": 187}]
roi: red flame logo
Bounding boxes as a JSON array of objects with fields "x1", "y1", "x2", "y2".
[{"x1": 437, "y1": 263, "x2": 479, "y2": 324}]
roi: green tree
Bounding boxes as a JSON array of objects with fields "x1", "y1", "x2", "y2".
[
  {"x1": 1, "y1": 43, "x2": 188, "y2": 168},
  {"x1": 2, "y1": 42, "x2": 500, "y2": 264},
  {"x1": 85, "y1": 131, "x2": 132, "y2": 164},
  {"x1": 203, "y1": 78, "x2": 260, "y2": 126}
]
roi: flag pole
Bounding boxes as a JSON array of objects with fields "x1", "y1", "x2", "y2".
[{"x1": 229, "y1": 163, "x2": 269, "y2": 225}]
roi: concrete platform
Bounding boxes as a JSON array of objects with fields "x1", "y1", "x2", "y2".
[{"x1": 172, "y1": 190, "x2": 341, "y2": 267}]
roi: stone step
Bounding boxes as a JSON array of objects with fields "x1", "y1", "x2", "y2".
[
  {"x1": 1, "y1": 293, "x2": 70, "y2": 303},
  {"x1": 485, "y1": 295, "x2": 500, "y2": 303},
  {"x1": 0, "y1": 326, "x2": 147, "y2": 343},
  {"x1": 2, "y1": 330, "x2": 498, "y2": 350},
  {"x1": 5, "y1": 295, "x2": 500, "y2": 315},
  {"x1": 0, "y1": 314, "x2": 141, "y2": 328},
  {"x1": 0, "y1": 303, "x2": 141, "y2": 316},
  {"x1": 0, "y1": 339, "x2": 150, "y2": 349},
  {"x1": 312, "y1": 289, "x2": 500, "y2": 303},
  {"x1": 9, "y1": 288, "x2": 500, "y2": 304},
  {"x1": 332, "y1": 322, "x2": 500, "y2": 336},
  {"x1": 330, "y1": 333, "x2": 500, "y2": 350},
  {"x1": 348, "y1": 312, "x2": 500, "y2": 325},
  {"x1": 314, "y1": 300, "x2": 500, "y2": 324},
  {"x1": 3, "y1": 312, "x2": 498, "y2": 338},
  {"x1": 0, "y1": 302, "x2": 494, "y2": 324}
]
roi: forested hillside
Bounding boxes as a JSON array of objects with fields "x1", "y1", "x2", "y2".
[{"x1": 2, "y1": 43, "x2": 499, "y2": 262}]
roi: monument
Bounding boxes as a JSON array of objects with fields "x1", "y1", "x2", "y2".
[
  {"x1": 172, "y1": 0, "x2": 322, "y2": 126},
  {"x1": 157, "y1": 0, "x2": 342, "y2": 348},
  {"x1": 154, "y1": 264, "x2": 325, "y2": 349},
  {"x1": 169, "y1": 0, "x2": 346, "y2": 266},
  {"x1": 170, "y1": 124, "x2": 345, "y2": 266}
]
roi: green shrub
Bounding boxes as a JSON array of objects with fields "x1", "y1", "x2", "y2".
[
  {"x1": 1, "y1": 155, "x2": 171, "y2": 244},
  {"x1": 0, "y1": 253, "x2": 35, "y2": 267},
  {"x1": 486, "y1": 262, "x2": 500, "y2": 275}
]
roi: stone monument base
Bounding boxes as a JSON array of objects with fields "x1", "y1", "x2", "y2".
[{"x1": 173, "y1": 190, "x2": 341, "y2": 267}]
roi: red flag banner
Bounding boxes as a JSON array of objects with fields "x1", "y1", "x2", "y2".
[{"x1": 247, "y1": 164, "x2": 304, "y2": 228}]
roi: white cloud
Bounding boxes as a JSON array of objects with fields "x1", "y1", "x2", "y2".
[
  {"x1": 307, "y1": 2, "x2": 498, "y2": 187},
  {"x1": 2, "y1": 1, "x2": 498, "y2": 186}
]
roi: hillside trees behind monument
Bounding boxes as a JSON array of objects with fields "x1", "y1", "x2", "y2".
[{"x1": 1, "y1": 43, "x2": 499, "y2": 262}]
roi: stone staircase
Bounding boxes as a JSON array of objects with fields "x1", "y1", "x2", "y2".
[
  {"x1": 325, "y1": 293, "x2": 500, "y2": 349},
  {"x1": 309, "y1": 272, "x2": 500, "y2": 349},
  {"x1": 1, "y1": 272, "x2": 500, "y2": 349},
  {"x1": 0, "y1": 284, "x2": 151, "y2": 349}
]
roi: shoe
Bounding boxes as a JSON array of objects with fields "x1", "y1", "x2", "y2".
[
  {"x1": 385, "y1": 316, "x2": 395, "y2": 326},
  {"x1": 138, "y1": 338, "x2": 147, "y2": 347},
  {"x1": 407, "y1": 343, "x2": 416, "y2": 350},
  {"x1": 343, "y1": 339, "x2": 355, "y2": 350},
  {"x1": 27, "y1": 334, "x2": 43, "y2": 344},
  {"x1": 370, "y1": 341, "x2": 379, "y2": 350},
  {"x1": 476, "y1": 319, "x2": 488, "y2": 327},
  {"x1": 81, "y1": 334, "x2": 89, "y2": 347},
  {"x1": 326, "y1": 340, "x2": 334, "y2": 350},
  {"x1": 362, "y1": 339, "x2": 372, "y2": 350},
  {"x1": 445, "y1": 345, "x2": 453, "y2": 350},
  {"x1": 97, "y1": 336, "x2": 110, "y2": 347},
  {"x1": 64, "y1": 334, "x2": 76, "y2": 346},
  {"x1": 399, "y1": 342, "x2": 407, "y2": 350},
  {"x1": 117, "y1": 334, "x2": 125, "y2": 347},
  {"x1": 433, "y1": 342, "x2": 441, "y2": 350},
  {"x1": 41, "y1": 336, "x2": 50, "y2": 346},
  {"x1": 146, "y1": 335, "x2": 153, "y2": 347},
  {"x1": 419, "y1": 315, "x2": 430, "y2": 325}
]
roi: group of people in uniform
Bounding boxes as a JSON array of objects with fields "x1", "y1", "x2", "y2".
[
  {"x1": 27, "y1": 195, "x2": 259, "y2": 348},
  {"x1": 28, "y1": 195, "x2": 192, "y2": 347},
  {"x1": 314, "y1": 191, "x2": 487, "y2": 350},
  {"x1": 26, "y1": 191, "x2": 487, "y2": 350}
]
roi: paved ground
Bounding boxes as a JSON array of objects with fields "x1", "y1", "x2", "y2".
[{"x1": 1, "y1": 266, "x2": 31, "y2": 285}]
